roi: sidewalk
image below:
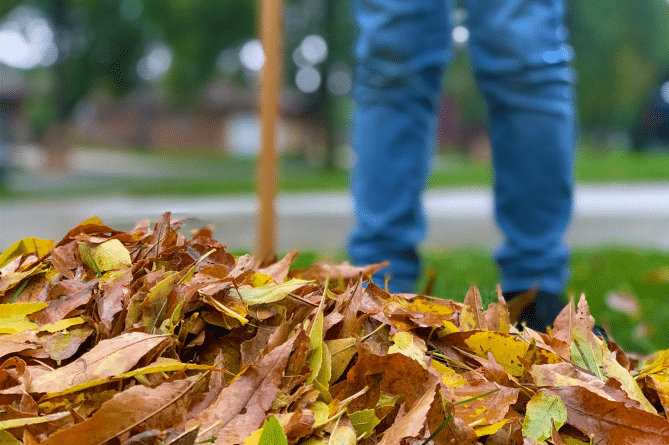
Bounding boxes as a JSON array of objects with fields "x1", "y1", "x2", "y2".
[{"x1": 2, "y1": 183, "x2": 669, "y2": 252}]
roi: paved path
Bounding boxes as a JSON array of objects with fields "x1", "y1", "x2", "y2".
[{"x1": 2, "y1": 183, "x2": 669, "y2": 252}]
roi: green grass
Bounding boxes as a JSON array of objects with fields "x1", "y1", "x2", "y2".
[
  {"x1": 2, "y1": 146, "x2": 669, "y2": 200},
  {"x1": 413, "y1": 247, "x2": 669, "y2": 354}
]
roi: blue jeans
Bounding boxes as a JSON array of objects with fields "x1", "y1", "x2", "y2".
[{"x1": 348, "y1": 0, "x2": 575, "y2": 295}]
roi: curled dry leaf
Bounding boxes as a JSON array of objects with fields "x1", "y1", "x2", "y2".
[{"x1": 0, "y1": 213, "x2": 665, "y2": 445}]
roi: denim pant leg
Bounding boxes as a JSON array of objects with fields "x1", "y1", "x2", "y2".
[
  {"x1": 465, "y1": 0, "x2": 576, "y2": 295},
  {"x1": 348, "y1": 0, "x2": 452, "y2": 293}
]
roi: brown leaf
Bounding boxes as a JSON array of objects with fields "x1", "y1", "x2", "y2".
[
  {"x1": 461, "y1": 286, "x2": 485, "y2": 331},
  {"x1": 377, "y1": 383, "x2": 440, "y2": 445},
  {"x1": 0, "y1": 331, "x2": 42, "y2": 360},
  {"x1": 258, "y1": 250, "x2": 299, "y2": 284},
  {"x1": 330, "y1": 340, "x2": 439, "y2": 413},
  {"x1": 24, "y1": 332, "x2": 171, "y2": 394},
  {"x1": 41, "y1": 375, "x2": 202, "y2": 445},
  {"x1": 97, "y1": 269, "x2": 132, "y2": 332},
  {"x1": 55, "y1": 221, "x2": 123, "y2": 248},
  {"x1": 31, "y1": 279, "x2": 98, "y2": 326},
  {"x1": 186, "y1": 333, "x2": 298, "y2": 444},
  {"x1": 548, "y1": 385, "x2": 669, "y2": 445},
  {"x1": 442, "y1": 371, "x2": 519, "y2": 427},
  {"x1": 50, "y1": 242, "x2": 80, "y2": 280},
  {"x1": 300, "y1": 260, "x2": 390, "y2": 283},
  {"x1": 39, "y1": 325, "x2": 95, "y2": 363}
]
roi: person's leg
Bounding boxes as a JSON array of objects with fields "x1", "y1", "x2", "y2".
[
  {"x1": 465, "y1": 0, "x2": 575, "y2": 326},
  {"x1": 348, "y1": 0, "x2": 452, "y2": 293}
]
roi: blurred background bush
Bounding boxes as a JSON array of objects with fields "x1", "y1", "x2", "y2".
[{"x1": 1, "y1": 0, "x2": 669, "y2": 177}]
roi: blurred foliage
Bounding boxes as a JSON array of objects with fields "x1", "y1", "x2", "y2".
[
  {"x1": 568, "y1": 0, "x2": 669, "y2": 133},
  {"x1": 0, "y1": 0, "x2": 255, "y2": 137},
  {"x1": 1, "y1": 0, "x2": 669, "y2": 142}
]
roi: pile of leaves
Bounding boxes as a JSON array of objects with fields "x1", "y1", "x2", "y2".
[{"x1": 1, "y1": 213, "x2": 669, "y2": 445}]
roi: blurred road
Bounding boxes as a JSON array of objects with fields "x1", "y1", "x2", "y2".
[{"x1": 2, "y1": 183, "x2": 669, "y2": 253}]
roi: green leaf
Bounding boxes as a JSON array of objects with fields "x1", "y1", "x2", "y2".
[
  {"x1": 349, "y1": 409, "x2": 381, "y2": 439},
  {"x1": 234, "y1": 279, "x2": 311, "y2": 305},
  {"x1": 258, "y1": 416, "x2": 288, "y2": 445},
  {"x1": 571, "y1": 332, "x2": 605, "y2": 380},
  {"x1": 522, "y1": 391, "x2": 567, "y2": 442},
  {"x1": 0, "y1": 430, "x2": 22, "y2": 444}
]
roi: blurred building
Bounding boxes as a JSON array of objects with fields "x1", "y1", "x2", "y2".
[{"x1": 71, "y1": 80, "x2": 327, "y2": 159}]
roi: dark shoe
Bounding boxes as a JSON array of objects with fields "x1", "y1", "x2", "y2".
[{"x1": 505, "y1": 289, "x2": 565, "y2": 332}]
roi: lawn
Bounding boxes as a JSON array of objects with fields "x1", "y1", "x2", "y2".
[{"x1": 2, "y1": 145, "x2": 669, "y2": 199}]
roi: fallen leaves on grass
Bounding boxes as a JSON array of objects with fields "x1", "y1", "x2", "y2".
[{"x1": 0, "y1": 213, "x2": 668, "y2": 444}]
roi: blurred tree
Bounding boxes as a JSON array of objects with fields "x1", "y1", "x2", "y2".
[
  {"x1": 567, "y1": 0, "x2": 669, "y2": 142},
  {"x1": 0, "y1": 0, "x2": 255, "y2": 167}
]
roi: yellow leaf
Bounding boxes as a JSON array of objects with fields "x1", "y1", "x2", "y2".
[
  {"x1": 388, "y1": 331, "x2": 427, "y2": 368},
  {"x1": 78, "y1": 216, "x2": 105, "y2": 226},
  {"x1": 243, "y1": 428, "x2": 263, "y2": 445},
  {"x1": 306, "y1": 307, "x2": 324, "y2": 385},
  {"x1": 329, "y1": 416, "x2": 357, "y2": 445},
  {"x1": 314, "y1": 342, "x2": 332, "y2": 402},
  {"x1": 433, "y1": 362, "x2": 467, "y2": 387},
  {"x1": 637, "y1": 349, "x2": 669, "y2": 377},
  {"x1": 473, "y1": 419, "x2": 511, "y2": 437},
  {"x1": 0, "y1": 303, "x2": 47, "y2": 334},
  {"x1": 38, "y1": 317, "x2": 86, "y2": 333},
  {"x1": 309, "y1": 401, "x2": 330, "y2": 428},
  {"x1": 459, "y1": 331, "x2": 562, "y2": 377},
  {"x1": 235, "y1": 279, "x2": 311, "y2": 305},
  {"x1": 600, "y1": 341, "x2": 656, "y2": 414},
  {"x1": 142, "y1": 271, "x2": 180, "y2": 330},
  {"x1": 408, "y1": 299, "x2": 454, "y2": 317},
  {"x1": 92, "y1": 239, "x2": 132, "y2": 272},
  {"x1": 247, "y1": 272, "x2": 275, "y2": 287},
  {"x1": 438, "y1": 320, "x2": 460, "y2": 336},
  {"x1": 0, "y1": 302, "x2": 47, "y2": 317},
  {"x1": 0, "y1": 237, "x2": 54, "y2": 269},
  {"x1": 0, "y1": 314, "x2": 38, "y2": 334},
  {"x1": 0, "y1": 412, "x2": 69, "y2": 430}
]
